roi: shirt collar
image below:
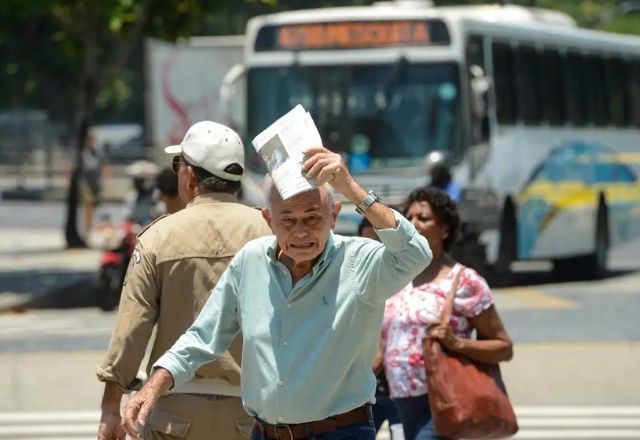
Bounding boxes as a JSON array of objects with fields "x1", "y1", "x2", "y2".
[
  {"x1": 315, "y1": 231, "x2": 335, "y2": 271},
  {"x1": 188, "y1": 192, "x2": 238, "y2": 207}
]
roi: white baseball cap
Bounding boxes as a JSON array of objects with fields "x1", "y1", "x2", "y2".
[{"x1": 164, "y1": 121, "x2": 244, "y2": 182}]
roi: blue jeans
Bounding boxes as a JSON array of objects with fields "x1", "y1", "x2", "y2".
[
  {"x1": 372, "y1": 395, "x2": 401, "y2": 433},
  {"x1": 392, "y1": 394, "x2": 449, "y2": 440},
  {"x1": 251, "y1": 415, "x2": 376, "y2": 440}
]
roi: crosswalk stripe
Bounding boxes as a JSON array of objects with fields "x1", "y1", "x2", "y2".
[
  {"x1": 515, "y1": 406, "x2": 640, "y2": 416},
  {"x1": 0, "y1": 424, "x2": 96, "y2": 438},
  {"x1": 0, "y1": 411, "x2": 99, "y2": 423},
  {"x1": 373, "y1": 407, "x2": 640, "y2": 440},
  {"x1": 518, "y1": 418, "x2": 640, "y2": 427},
  {"x1": 0, "y1": 314, "x2": 113, "y2": 340},
  {"x1": 513, "y1": 429, "x2": 640, "y2": 439},
  {"x1": 2, "y1": 408, "x2": 640, "y2": 439},
  {"x1": 0, "y1": 412, "x2": 99, "y2": 439}
]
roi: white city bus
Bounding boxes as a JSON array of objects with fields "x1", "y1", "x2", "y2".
[{"x1": 224, "y1": 1, "x2": 640, "y2": 279}]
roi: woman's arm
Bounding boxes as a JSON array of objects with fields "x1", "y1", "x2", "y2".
[
  {"x1": 427, "y1": 305, "x2": 513, "y2": 364},
  {"x1": 372, "y1": 347, "x2": 384, "y2": 376}
]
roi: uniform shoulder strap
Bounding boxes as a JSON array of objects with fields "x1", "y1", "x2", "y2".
[{"x1": 136, "y1": 214, "x2": 169, "y2": 238}]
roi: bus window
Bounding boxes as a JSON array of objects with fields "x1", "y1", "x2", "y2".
[
  {"x1": 246, "y1": 63, "x2": 461, "y2": 172},
  {"x1": 630, "y1": 60, "x2": 640, "y2": 128},
  {"x1": 565, "y1": 52, "x2": 589, "y2": 126},
  {"x1": 515, "y1": 45, "x2": 543, "y2": 125},
  {"x1": 607, "y1": 57, "x2": 630, "y2": 127},
  {"x1": 492, "y1": 42, "x2": 517, "y2": 125},
  {"x1": 541, "y1": 48, "x2": 566, "y2": 126},
  {"x1": 586, "y1": 55, "x2": 610, "y2": 126},
  {"x1": 466, "y1": 35, "x2": 484, "y2": 68}
]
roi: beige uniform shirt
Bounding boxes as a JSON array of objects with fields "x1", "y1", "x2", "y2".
[{"x1": 96, "y1": 193, "x2": 272, "y2": 392}]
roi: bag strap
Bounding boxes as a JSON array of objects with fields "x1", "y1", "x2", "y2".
[{"x1": 439, "y1": 265, "x2": 465, "y2": 324}]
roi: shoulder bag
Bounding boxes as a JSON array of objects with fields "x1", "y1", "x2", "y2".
[{"x1": 422, "y1": 267, "x2": 519, "y2": 439}]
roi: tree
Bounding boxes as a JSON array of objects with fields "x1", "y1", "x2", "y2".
[
  {"x1": 2, "y1": 0, "x2": 638, "y2": 247},
  {"x1": 0, "y1": 0, "x2": 222, "y2": 247}
]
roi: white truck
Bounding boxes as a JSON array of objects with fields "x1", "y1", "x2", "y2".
[{"x1": 145, "y1": 36, "x2": 244, "y2": 153}]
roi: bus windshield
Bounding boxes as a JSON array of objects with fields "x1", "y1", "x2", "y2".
[{"x1": 247, "y1": 62, "x2": 460, "y2": 172}]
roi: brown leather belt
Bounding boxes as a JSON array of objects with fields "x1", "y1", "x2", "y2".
[{"x1": 254, "y1": 406, "x2": 371, "y2": 440}]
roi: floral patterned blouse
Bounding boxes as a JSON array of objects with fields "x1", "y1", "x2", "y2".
[{"x1": 381, "y1": 263, "x2": 494, "y2": 398}]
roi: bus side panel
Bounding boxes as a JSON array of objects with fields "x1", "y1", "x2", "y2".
[{"x1": 515, "y1": 140, "x2": 640, "y2": 260}]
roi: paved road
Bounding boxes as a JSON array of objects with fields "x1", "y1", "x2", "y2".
[
  {"x1": 1, "y1": 269, "x2": 638, "y2": 351},
  {"x1": 2, "y1": 406, "x2": 639, "y2": 439},
  {"x1": 0, "y1": 200, "x2": 128, "y2": 230}
]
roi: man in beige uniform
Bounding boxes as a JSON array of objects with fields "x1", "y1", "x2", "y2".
[{"x1": 96, "y1": 121, "x2": 271, "y2": 440}]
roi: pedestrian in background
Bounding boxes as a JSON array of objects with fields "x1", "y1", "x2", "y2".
[
  {"x1": 154, "y1": 166, "x2": 185, "y2": 215},
  {"x1": 381, "y1": 187, "x2": 513, "y2": 440},
  {"x1": 358, "y1": 217, "x2": 404, "y2": 439},
  {"x1": 79, "y1": 131, "x2": 110, "y2": 241},
  {"x1": 123, "y1": 160, "x2": 159, "y2": 226},
  {"x1": 96, "y1": 121, "x2": 271, "y2": 440},
  {"x1": 121, "y1": 145, "x2": 433, "y2": 440},
  {"x1": 429, "y1": 165, "x2": 461, "y2": 203}
]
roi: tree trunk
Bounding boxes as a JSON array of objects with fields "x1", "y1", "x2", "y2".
[
  {"x1": 64, "y1": 122, "x2": 90, "y2": 248},
  {"x1": 63, "y1": 3, "x2": 150, "y2": 248},
  {"x1": 64, "y1": 23, "x2": 99, "y2": 248}
]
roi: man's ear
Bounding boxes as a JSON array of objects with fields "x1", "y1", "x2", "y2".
[
  {"x1": 262, "y1": 208, "x2": 273, "y2": 231},
  {"x1": 186, "y1": 166, "x2": 198, "y2": 192},
  {"x1": 330, "y1": 201, "x2": 342, "y2": 229}
]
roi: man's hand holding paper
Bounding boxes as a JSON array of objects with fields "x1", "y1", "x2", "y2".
[{"x1": 302, "y1": 146, "x2": 352, "y2": 192}]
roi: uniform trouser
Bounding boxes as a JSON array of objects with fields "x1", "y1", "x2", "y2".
[{"x1": 142, "y1": 393, "x2": 253, "y2": 439}]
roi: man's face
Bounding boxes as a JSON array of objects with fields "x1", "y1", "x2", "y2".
[{"x1": 263, "y1": 187, "x2": 340, "y2": 266}]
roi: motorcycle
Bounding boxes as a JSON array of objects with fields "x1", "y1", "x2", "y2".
[
  {"x1": 94, "y1": 219, "x2": 140, "y2": 311},
  {"x1": 93, "y1": 160, "x2": 158, "y2": 311}
]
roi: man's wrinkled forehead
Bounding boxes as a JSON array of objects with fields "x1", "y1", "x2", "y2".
[{"x1": 273, "y1": 188, "x2": 323, "y2": 214}]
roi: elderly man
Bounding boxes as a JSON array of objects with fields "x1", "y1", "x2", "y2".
[
  {"x1": 96, "y1": 121, "x2": 271, "y2": 440},
  {"x1": 122, "y1": 146, "x2": 432, "y2": 440}
]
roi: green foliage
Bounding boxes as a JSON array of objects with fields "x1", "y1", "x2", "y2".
[
  {"x1": 1, "y1": 0, "x2": 639, "y2": 131},
  {"x1": 197, "y1": 0, "x2": 373, "y2": 35},
  {"x1": 537, "y1": 0, "x2": 640, "y2": 35},
  {"x1": 0, "y1": 0, "x2": 218, "y2": 129}
]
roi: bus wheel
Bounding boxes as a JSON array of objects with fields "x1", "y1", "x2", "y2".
[
  {"x1": 491, "y1": 197, "x2": 516, "y2": 287},
  {"x1": 553, "y1": 197, "x2": 609, "y2": 281}
]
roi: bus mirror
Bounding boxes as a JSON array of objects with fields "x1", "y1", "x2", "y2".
[{"x1": 220, "y1": 64, "x2": 247, "y2": 135}]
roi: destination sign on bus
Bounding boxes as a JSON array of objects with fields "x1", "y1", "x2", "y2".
[{"x1": 254, "y1": 20, "x2": 449, "y2": 51}]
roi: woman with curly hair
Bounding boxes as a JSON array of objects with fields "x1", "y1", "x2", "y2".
[{"x1": 380, "y1": 187, "x2": 513, "y2": 440}]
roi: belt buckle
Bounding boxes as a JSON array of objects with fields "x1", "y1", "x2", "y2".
[{"x1": 274, "y1": 424, "x2": 294, "y2": 440}]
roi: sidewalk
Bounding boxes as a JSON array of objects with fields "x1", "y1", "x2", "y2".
[
  {"x1": 0, "y1": 168, "x2": 131, "y2": 203},
  {"x1": 0, "y1": 227, "x2": 101, "y2": 312}
]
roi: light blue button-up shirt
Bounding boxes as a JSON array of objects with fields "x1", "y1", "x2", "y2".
[{"x1": 154, "y1": 210, "x2": 431, "y2": 424}]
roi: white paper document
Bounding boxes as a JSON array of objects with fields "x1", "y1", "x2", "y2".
[{"x1": 251, "y1": 105, "x2": 323, "y2": 201}]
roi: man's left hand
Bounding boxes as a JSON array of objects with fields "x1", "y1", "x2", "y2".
[
  {"x1": 121, "y1": 388, "x2": 153, "y2": 440},
  {"x1": 121, "y1": 368, "x2": 173, "y2": 439}
]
